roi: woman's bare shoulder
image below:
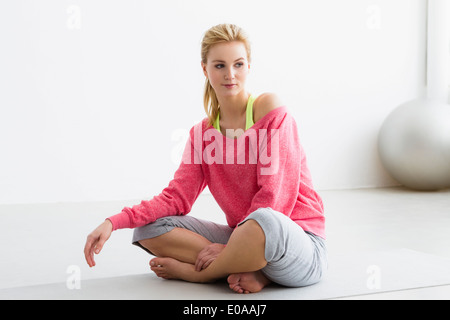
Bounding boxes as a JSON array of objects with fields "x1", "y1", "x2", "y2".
[{"x1": 254, "y1": 93, "x2": 284, "y2": 123}]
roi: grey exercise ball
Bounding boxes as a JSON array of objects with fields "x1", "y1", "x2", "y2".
[{"x1": 378, "y1": 99, "x2": 450, "y2": 191}]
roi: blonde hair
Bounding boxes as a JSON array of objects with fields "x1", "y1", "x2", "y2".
[{"x1": 201, "y1": 24, "x2": 252, "y2": 127}]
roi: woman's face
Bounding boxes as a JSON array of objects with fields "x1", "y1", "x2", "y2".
[{"x1": 202, "y1": 41, "x2": 250, "y2": 98}]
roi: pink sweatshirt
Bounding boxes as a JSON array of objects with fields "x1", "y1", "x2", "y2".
[{"x1": 108, "y1": 106, "x2": 326, "y2": 239}]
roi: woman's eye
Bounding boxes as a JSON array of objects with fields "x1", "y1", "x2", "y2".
[
  {"x1": 235, "y1": 63, "x2": 244, "y2": 68},
  {"x1": 215, "y1": 64, "x2": 225, "y2": 69}
]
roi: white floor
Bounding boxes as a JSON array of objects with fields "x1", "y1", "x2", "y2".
[{"x1": 1, "y1": 187, "x2": 450, "y2": 300}]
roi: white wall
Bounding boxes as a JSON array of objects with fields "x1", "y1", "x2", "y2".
[{"x1": 0, "y1": 0, "x2": 428, "y2": 204}]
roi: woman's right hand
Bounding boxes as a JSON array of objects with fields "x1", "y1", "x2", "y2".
[
  {"x1": 195, "y1": 243, "x2": 226, "y2": 271},
  {"x1": 84, "y1": 219, "x2": 113, "y2": 267}
]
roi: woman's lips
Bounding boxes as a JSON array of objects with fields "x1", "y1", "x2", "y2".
[{"x1": 223, "y1": 84, "x2": 237, "y2": 89}]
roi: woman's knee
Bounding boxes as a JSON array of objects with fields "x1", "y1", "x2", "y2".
[
  {"x1": 233, "y1": 219, "x2": 267, "y2": 269},
  {"x1": 242, "y1": 208, "x2": 297, "y2": 264},
  {"x1": 242, "y1": 208, "x2": 285, "y2": 236},
  {"x1": 239, "y1": 219, "x2": 265, "y2": 243}
]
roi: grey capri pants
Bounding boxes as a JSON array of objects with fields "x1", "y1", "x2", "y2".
[{"x1": 132, "y1": 207, "x2": 327, "y2": 288}]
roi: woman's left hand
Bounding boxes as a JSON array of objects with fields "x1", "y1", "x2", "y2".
[{"x1": 195, "y1": 243, "x2": 226, "y2": 271}]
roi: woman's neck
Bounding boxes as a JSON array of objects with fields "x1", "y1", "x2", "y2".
[{"x1": 217, "y1": 91, "x2": 250, "y2": 123}]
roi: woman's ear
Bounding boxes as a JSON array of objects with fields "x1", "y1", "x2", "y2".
[{"x1": 201, "y1": 61, "x2": 208, "y2": 78}]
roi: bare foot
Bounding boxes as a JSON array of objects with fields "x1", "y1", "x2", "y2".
[
  {"x1": 150, "y1": 258, "x2": 271, "y2": 293},
  {"x1": 150, "y1": 257, "x2": 202, "y2": 283},
  {"x1": 227, "y1": 271, "x2": 271, "y2": 294}
]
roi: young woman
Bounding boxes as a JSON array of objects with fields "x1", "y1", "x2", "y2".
[{"x1": 84, "y1": 24, "x2": 327, "y2": 294}]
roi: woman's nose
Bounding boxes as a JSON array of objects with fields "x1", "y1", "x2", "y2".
[{"x1": 225, "y1": 68, "x2": 235, "y2": 80}]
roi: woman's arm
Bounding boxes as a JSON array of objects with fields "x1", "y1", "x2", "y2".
[
  {"x1": 247, "y1": 104, "x2": 302, "y2": 218},
  {"x1": 108, "y1": 126, "x2": 206, "y2": 230},
  {"x1": 84, "y1": 124, "x2": 206, "y2": 267}
]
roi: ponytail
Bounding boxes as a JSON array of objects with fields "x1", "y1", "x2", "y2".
[{"x1": 204, "y1": 79, "x2": 220, "y2": 127}]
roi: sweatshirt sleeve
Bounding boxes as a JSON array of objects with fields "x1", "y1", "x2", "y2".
[
  {"x1": 108, "y1": 125, "x2": 206, "y2": 231},
  {"x1": 245, "y1": 112, "x2": 302, "y2": 218}
]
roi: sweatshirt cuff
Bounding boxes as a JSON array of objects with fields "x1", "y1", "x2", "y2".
[{"x1": 107, "y1": 211, "x2": 132, "y2": 231}]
